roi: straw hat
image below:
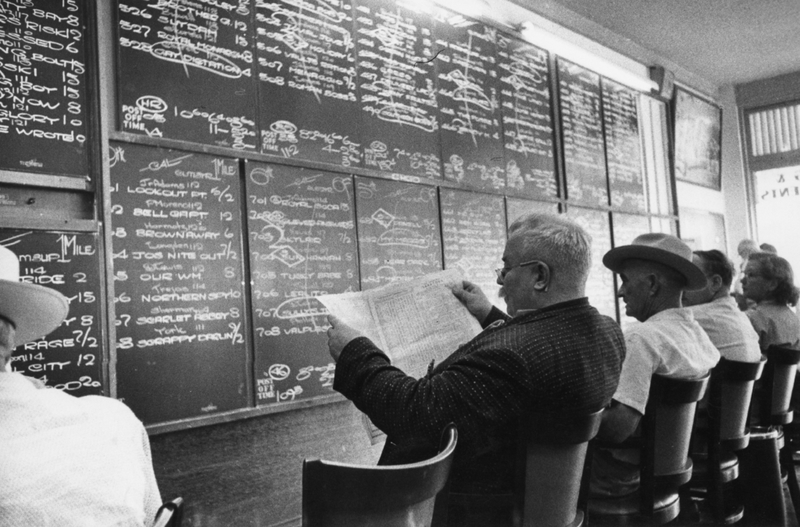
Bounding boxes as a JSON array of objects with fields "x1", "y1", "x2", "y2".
[
  {"x1": 603, "y1": 233, "x2": 707, "y2": 291},
  {"x1": 0, "y1": 244, "x2": 69, "y2": 346}
]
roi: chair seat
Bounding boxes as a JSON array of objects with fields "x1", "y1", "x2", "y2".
[
  {"x1": 588, "y1": 489, "x2": 680, "y2": 525},
  {"x1": 689, "y1": 451, "x2": 739, "y2": 485}
]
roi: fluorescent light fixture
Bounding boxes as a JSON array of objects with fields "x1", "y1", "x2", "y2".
[{"x1": 519, "y1": 21, "x2": 658, "y2": 94}]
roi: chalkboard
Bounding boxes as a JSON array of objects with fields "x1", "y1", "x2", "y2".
[
  {"x1": 355, "y1": 177, "x2": 442, "y2": 288},
  {"x1": 0, "y1": 0, "x2": 90, "y2": 178},
  {"x1": 117, "y1": 0, "x2": 258, "y2": 150},
  {"x1": 255, "y1": 0, "x2": 362, "y2": 167},
  {"x1": 244, "y1": 161, "x2": 358, "y2": 405},
  {"x1": 435, "y1": 16, "x2": 505, "y2": 191},
  {"x1": 506, "y1": 197, "x2": 558, "y2": 225},
  {"x1": 441, "y1": 189, "x2": 505, "y2": 306},
  {"x1": 1, "y1": 229, "x2": 103, "y2": 396},
  {"x1": 354, "y1": 0, "x2": 441, "y2": 178},
  {"x1": 603, "y1": 79, "x2": 646, "y2": 211},
  {"x1": 109, "y1": 142, "x2": 249, "y2": 424},
  {"x1": 558, "y1": 59, "x2": 608, "y2": 207},
  {"x1": 565, "y1": 206, "x2": 616, "y2": 320},
  {"x1": 497, "y1": 34, "x2": 557, "y2": 197}
]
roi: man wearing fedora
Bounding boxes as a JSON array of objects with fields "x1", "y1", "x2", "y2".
[
  {"x1": 0, "y1": 245, "x2": 162, "y2": 526},
  {"x1": 589, "y1": 233, "x2": 720, "y2": 498}
]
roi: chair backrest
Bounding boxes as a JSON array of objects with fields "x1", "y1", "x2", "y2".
[
  {"x1": 153, "y1": 497, "x2": 184, "y2": 527},
  {"x1": 640, "y1": 374, "x2": 709, "y2": 514},
  {"x1": 302, "y1": 425, "x2": 457, "y2": 527},
  {"x1": 759, "y1": 345, "x2": 800, "y2": 425},
  {"x1": 708, "y1": 357, "x2": 766, "y2": 449},
  {"x1": 514, "y1": 409, "x2": 603, "y2": 527}
]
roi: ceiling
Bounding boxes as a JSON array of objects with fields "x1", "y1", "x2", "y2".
[{"x1": 517, "y1": 0, "x2": 800, "y2": 89}]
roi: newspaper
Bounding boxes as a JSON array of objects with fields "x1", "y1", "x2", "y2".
[{"x1": 318, "y1": 268, "x2": 483, "y2": 442}]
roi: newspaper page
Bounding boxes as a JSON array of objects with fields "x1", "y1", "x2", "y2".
[{"x1": 318, "y1": 269, "x2": 483, "y2": 442}]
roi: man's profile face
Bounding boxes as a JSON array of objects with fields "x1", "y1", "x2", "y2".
[
  {"x1": 498, "y1": 235, "x2": 536, "y2": 316},
  {"x1": 617, "y1": 261, "x2": 652, "y2": 322}
]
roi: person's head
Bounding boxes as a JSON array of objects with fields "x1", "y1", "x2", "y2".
[
  {"x1": 682, "y1": 250, "x2": 735, "y2": 306},
  {"x1": 499, "y1": 213, "x2": 591, "y2": 315},
  {"x1": 741, "y1": 252, "x2": 800, "y2": 306},
  {"x1": 602, "y1": 233, "x2": 706, "y2": 322},
  {"x1": 0, "y1": 245, "x2": 69, "y2": 371},
  {"x1": 759, "y1": 243, "x2": 778, "y2": 254},
  {"x1": 737, "y1": 239, "x2": 761, "y2": 260}
]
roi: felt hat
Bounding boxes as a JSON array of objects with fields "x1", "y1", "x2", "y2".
[
  {"x1": 0, "y1": 244, "x2": 69, "y2": 346},
  {"x1": 603, "y1": 233, "x2": 707, "y2": 291}
]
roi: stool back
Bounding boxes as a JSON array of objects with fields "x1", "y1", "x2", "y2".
[
  {"x1": 759, "y1": 345, "x2": 800, "y2": 425},
  {"x1": 713, "y1": 357, "x2": 766, "y2": 447},
  {"x1": 515, "y1": 409, "x2": 603, "y2": 527}
]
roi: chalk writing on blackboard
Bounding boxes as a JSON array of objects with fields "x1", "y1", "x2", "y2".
[
  {"x1": 0, "y1": 1, "x2": 89, "y2": 178},
  {"x1": 246, "y1": 162, "x2": 358, "y2": 404},
  {"x1": 356, "y1": 177, "x2": 442, "y2": 288},
  {"x1": 2, "y1": 230, "x2": 103, "y2": 396},
  {"x1": 255, "y1": 0, "x2": 361, "y2": 167},
  {"x1": 118, "y1": 0, "x2": 257, "y2": 149},
  {"x1": 558, "y1": 59, "x2": 608, "y2": 207},
  {"x1": 109, "y1": 142, "x2": 248, "y2": 424},
  {"x1": 436, "y1": 17, "x2": 505, "y2": 191},
  {"x1": 355, "y1": 0, "x2": 441, "y2": 178},
  {"x1": 497, "y1": 34, "x2": 556, "y2": 197},
  {"x1": 603, "y1": 79, "x2": 645, "y2": 211}
]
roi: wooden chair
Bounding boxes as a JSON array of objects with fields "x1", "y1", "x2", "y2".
[
  {"x1": 302, "y1": 425, "x2": 457, "y2": 527},
  {"x1": 587, "y1": 374, "x2": 709, "y2": 525},
  {"x1": 514, "y1": 409, "x2": 603, "y2": 527},
  {"x1": 153, "y1": 497, "x2": 184, "y2": 527},
  {"x1": 689, "y1": 357, "x2": 765, "y2": 524}
]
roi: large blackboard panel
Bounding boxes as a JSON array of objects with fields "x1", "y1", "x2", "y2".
[
  {"x1": 558, "y1": 59, "x2": 608, "y2": 207},
  {"x1": 435, "y1": 17, "x2": 505, "y2": 191},
  {"x1": 497, "y1": 35, "x2": 557, "y2": 197},
  {"x1": 244, "y1": 162, "x2": 358, "y2": 405},
  {"x1": 0, "y1": 1, "x2": 89, "y2": 178},
  {"x1": 109, "y1": 142, "x2": 249, "y2": 424},
  {"x1": 565, "y1": 206, "x2": 616, "y2": 320},
  {"x1": 506, "y1": 198, "x2": 558, "y2": 225},
  {"x1": 255, "y1": 0, "x2": 361, "y2": 167},
  {"x1": 117, "y1": 0, "x2": 258, "y2": 150},
  {"x1": 354, "y1": 0, "x2": 441, "y2": 178},
  {"x1": 355, "y1": 177, "x2": 442, "y2": 289},
  {"x1": 603, "y1": 79, "x2": 646, "y2": 212},
  {"x1": 441, "y1": 189, "x2": 505, "y2": 306},
  {"x1": 1, "y1": 230, "x2": 103, "y2": 395}
]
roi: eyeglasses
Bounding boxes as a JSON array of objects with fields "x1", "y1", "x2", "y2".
[{"x1": 495, "y1": 260, "x2": 541, "y2": 281}]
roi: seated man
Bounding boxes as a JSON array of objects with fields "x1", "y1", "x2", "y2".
[
  {"x1": 591, "y1": 233, "x2": 720, "y2": 498},
  {"x1": 327, "y1": 212, "x2": 626, "y2": 526},
  {"x1": 682, "y1": 249, "x2": 761, "y2": 363},
  {"x1": 0, "y1": 245, "x2": 162, "y2": 526}
]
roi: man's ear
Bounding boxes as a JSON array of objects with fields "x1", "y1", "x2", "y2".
[
  {"x1": 533, "y1": 262, "x2": 551, "y2": 292},
  {"x1": 646, "y1": 273, "x2": 659, "y2": 296},
  {"x1": 708, "y1": 274, "x2": 724, "y2": 293}
]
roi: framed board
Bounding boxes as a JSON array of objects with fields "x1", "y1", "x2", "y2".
[{"x1": 673, "y1": 87, "x2": 722, "y2": 190}]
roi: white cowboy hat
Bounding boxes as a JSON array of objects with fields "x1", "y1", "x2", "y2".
[
  {"x1": 603, "y1": 233, "x2": 707, "y2": 291},
  {"x1": 0, "y1": 244, "x2": 69, "y2": 346}
]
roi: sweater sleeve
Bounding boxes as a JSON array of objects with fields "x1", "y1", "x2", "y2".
[{"x1": 333, "y1": 335, "x2": 529, "y2": 449}]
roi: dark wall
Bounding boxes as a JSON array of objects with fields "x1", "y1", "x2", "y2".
[{"x1": 150, "y1": 401, "x2": 383, "y2": 526}]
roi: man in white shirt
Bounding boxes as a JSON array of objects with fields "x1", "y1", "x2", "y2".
[
  {"x1": 590, "y1": 233, "x2": 720, "y2": 497},
  {"x1": 682, "y1": 249, "x2": 762, "y2": 363},
  {"x1": 0, "y1": 245, "x2": 162, "y2": 526}
]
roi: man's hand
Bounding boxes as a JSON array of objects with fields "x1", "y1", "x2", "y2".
[
  {"x1": 327, "y1": 314, "x2": 363, "y2": 362},
  {"x1": 452, "y1": 280, "x2": 493, "y2": 324}
]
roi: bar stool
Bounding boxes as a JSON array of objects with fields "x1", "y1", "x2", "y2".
[{"x1": 689, "y1": 357, "x2": 765, "y2": 524}]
